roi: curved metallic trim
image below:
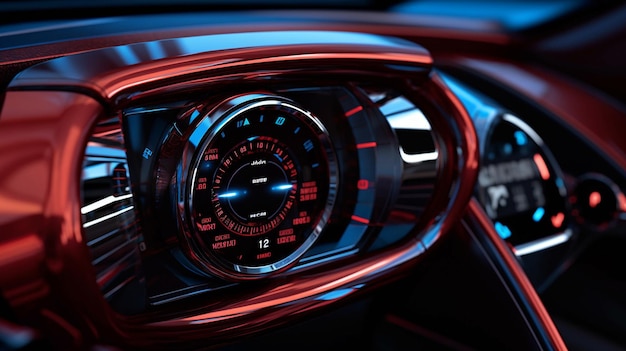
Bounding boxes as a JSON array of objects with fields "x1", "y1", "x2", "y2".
[
  {"x1": 513, "y1": 230, "x2": 573, "y2": 256},
  {"x1": 9, "y1": 31, "x2": 432, "y2": 101},
  {"x1": 466, "y1": 200, "x2": 568, "y2": 351},
  {"x1": 142, "y1": 71, "x2": 479, "y2": 336}
]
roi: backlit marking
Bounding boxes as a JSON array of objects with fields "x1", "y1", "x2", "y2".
[
  {"x1": 514, "y1": 131, "x2": 528, "y2": 146},
  {"x1": 293, "y1": 127, "x2": 300, "y2": 134},
  {"x1": 532, "y1": 207, "x2": 545, "y2": 222},
  {"x1": 533, "y1": 153, "x2": 550, "y2": 180},
  {"x1": 275, "y1": 116, "x2": 286, "y2": 125},
  {"x1": 345, "y1": 105, "x2": 363, "y2": 117},
  {"x1": 495, "y1": 221, "x2": 512, "y2": 239},
  {"x1": 251, "y1": 177, "x2": 268, "y2": 184},
  {"x1": 551, "y1": 212, "x2": 565, "y2": 228},
  {"x1": 589, "y1": 191, "x2": 602, "y2": 208},
  {"x1": 351, "y1": 215, "x2": 370, "y2": 225},
  {"x1": 221, "y1": 132, "x2": 226, "y2": 138},
  {"x1": 259, "y1": 115, "x2": 264, "y2": 122},
  {"x1": 303, "y1": 139, "x2": 314, "y2": 152},
  {"x1": 311, "y1": 163, "x2": 319, "y2": 168},
  {"x1": 356, "y1": 142, "x2": 377, "y2": 149},
  {"x1": 514, "y1": 231, "x2": 572, "y2": 256}
]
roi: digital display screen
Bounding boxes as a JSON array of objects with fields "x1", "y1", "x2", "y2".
[{"x1": 476, "y1": 116, "x2": 568, "y2": 246}]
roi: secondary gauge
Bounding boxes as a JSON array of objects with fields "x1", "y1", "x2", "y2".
[
  {"x1": 177, "y1": 94, "x2": 337, "y2": 279},
  {"x1": 476, "y1": 114, "x2": 570, "y2": 252}
]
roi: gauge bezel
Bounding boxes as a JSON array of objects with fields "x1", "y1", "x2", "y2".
[{"x1": 176, "y1": 93, "x2": 338, "y2": 279}]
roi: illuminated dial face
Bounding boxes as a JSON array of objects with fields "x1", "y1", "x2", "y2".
[
  {"x1": 188, "y1": 98, "x2": 336, "y2": 277},
  {"x1": 476, "y1": 115, "x2": 568, "y2": 246}
]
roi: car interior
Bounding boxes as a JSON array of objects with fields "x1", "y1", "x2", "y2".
[{"x1": 1, "y1": 1, "x2": 626, "y2": 350}]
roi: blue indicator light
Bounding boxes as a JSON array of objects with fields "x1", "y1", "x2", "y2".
[
  {"x1": 532, "y1": 207, "x2": 545, "y2": 222},
  {"x1": 218, "y1": 192, "x2": 240, "y2": 199},
  {"x1": 294, "y1": 127, "x2": 300, "y2": 134},
  {"x1": 495, "y1": 221, "x2": 512, "y2": 240},
  {"x1": 555, "y1": 178, "x2": 564, "y2": 188},
  {"x1": 272, "y1": 184, "x2": 293, "y2": 191},
  {"x1": 514, "y1": 131, "x2": 528, "y2": 146},
  {"x1": 274, "y1": 154, "x2": 283, "y2": 162},
  {"x1": 503, "y1": 143, "x2": 513, "y2": 155},
  {"x1": 311, "y1": 163, "x2": 319, "y2": 168}
]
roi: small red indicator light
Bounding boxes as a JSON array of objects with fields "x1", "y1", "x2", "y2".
[
  {"x1": 551, "y1": 212, "x2": 565, "y2": 228},
  {"x1": 618, "y1": 193, "x2": 626, "y2": 212},
  {"x1": 588, "y1": 191, "x2": 602, "y2": 208},
  {"x1": 357, "y1": 179, "x2": 369, "y2": 190}
]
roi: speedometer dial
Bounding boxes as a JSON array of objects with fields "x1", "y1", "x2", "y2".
[{"x1": 182, "y1": 95, "x2": 337, "y2": 279}]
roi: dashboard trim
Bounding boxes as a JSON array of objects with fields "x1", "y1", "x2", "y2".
[
  {"x1": 0, "y1": 31, "x2": 480, "y2": 349},
  {"x1": 465, "y1": 200, "x2": 568, "y2": 351},
  {"x1": 7, "y1": 31, "x2": 433, "y2": 103}
]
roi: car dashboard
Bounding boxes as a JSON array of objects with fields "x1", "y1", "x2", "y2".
[{"x1": 1, "y1": 5, "x2": 626, "y2": 351}]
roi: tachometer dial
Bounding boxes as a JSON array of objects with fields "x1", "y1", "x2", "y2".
[{"x1": 180, "y1": 94, "x2": 337, "y2": 279}]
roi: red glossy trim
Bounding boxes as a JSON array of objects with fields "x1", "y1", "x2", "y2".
[
  {"x1": 0, "y1": 33, "x2": 480, "y2": 349},
  {"x1": 0, "y1": 91, "x2": 114, "y2": 345},
  {"x1": 9, "y1": 32, "x2": 433, "y2": 103},
  {"x1": 466, "y1": 200, "x2": 568, "y2": 351}
]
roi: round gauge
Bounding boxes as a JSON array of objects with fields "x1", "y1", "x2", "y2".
[
  {"x1": 571, "y1": 174, "x2": 624, "y2": 230},
  {"x1": 476, "y1": 114, "x2": 569, "y2": 248},
  {"x1": 182, "y1": 95, "x2": 337, "y2": 279}
]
